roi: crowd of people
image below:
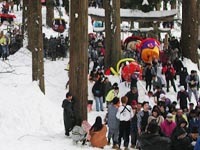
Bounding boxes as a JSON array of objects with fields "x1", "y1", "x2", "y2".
[
  {"x1": 43, "y1": 34, "x2": 68, "y2": 60},
  {"x1": 0, "y1": 29, "x2": 22, "y2": 60},
  {"x1": 61, "y1": 32, "x2": 200, "y2": 150}
]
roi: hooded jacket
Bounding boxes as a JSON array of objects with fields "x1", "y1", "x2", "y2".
[{"x1": 139, "y1": 132, "x2": 171, "y2": 150}]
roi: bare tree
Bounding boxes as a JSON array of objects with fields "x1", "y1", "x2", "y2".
[
  {"x1": 46, "y1": 0, "x2": 54, "y2": 27},
  {"x1": 28, "y1": 0, "x2": 45, "y2": 93},
  {"x1": 69, "y1": 0, "x2": 88, "y2": 120},
  {"x1": 181, "y1": 0, "x2": 199, "y2": 66},
  {"x1": 22, "y1": 0, "x2": 29, "y2": 39},
  {"x1": 104, "y1": 0, "x2": 121, "y2": 70}
]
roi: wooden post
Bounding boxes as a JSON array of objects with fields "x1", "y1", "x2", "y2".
[{"x1": 69, "y1": 0, "x2": 88, "y2": 120}]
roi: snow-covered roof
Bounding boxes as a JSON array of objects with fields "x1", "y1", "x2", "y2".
[
  {"x1": 129, "y1": 27, "x2": 171, "y2": 33},
  {"x1": 88, "y1": 8, "x2": 178, "y2": 22}
]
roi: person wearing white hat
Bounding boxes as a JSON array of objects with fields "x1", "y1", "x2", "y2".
[
  {"x1": 159, "y1": 94, "x2": 171, "y2": 107},
  {"x1": 177, "y1": 86, "x2": 190, "y2": 110},
  {"x1": 160, "y1": 113, "x2": 176, "y2": 138}
]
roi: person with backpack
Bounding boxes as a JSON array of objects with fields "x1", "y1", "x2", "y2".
[
  {"x1": 116, "y1": 96, "x2": 134, "y2": 150},
  {"x1": 92, "y1": 76, "x2": 104, "y2": 111}
]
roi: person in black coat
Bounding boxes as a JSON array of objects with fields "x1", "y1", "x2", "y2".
[
  {"x1": 179, "y1": 67, "x2": 188, "y2": 91},
  {"x1": 173, "y1": 57, "x2": 184, "y2": 80},
  {"x1": 125, "y1": 86, "x2": 139, "y2": 105},
  {"x1": 92, "y1": 77, "x2": 104, "y2": 111},
  {"x1": 62, "y1": 92, "x2": 76, "y2": 136},
  {"x1": 177, "y1": 86, "x2": 190, "y2": 110},
  {"x1": 138, "y1": 120, "x2": 171, "y2": 150},
  {"x1": 171, "y1": 119, "x2": 193, "y2": 150}
]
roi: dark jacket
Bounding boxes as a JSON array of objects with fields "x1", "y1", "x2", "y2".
[
  {"x1": 173, "y1": 58, "x2": 183, "y2": 74},
  {"x1": 171, "y1": 127, "x2": 192, "y2": 150},
  {"x1": 125, "y1": 91, "x2": 139, "y2": 105},
  {"x1": 179, "y1": 68, "x2": 189, "y2": 90},
  {"x1": 92, "y1": 79, "x2": 104, "y2": 97},
  {"x1": 139, "y1": 133, "x2": 171, "y2": 150},
  {"x1": 62, "y1": 99, "x2": 75, "y2": 131},
  {"x1": 177, "y1": 91, "x2": 189, "y2": 110}
]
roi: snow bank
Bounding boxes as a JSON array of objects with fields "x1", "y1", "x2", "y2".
[{"x1": 0, "y1": 82, "x2": 63, "y2": 139}]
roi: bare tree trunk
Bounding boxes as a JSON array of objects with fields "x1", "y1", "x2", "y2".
[
  {"x1": 69, "y1": 0, "x2": 88, "y2": 120},
  {"x1": 181, "y1": 0, "x2": 199, "y2": 65},
  {"x1": 104, "y1": 0, "x2": 112, "y2": 71},
  {"x1": 63, "y1": 0, "x2": 69, "y2": 15},
  {"x1": 104, "y1": 0, "x2": 121, "y2": 70},
  {"x1": 46, "y1": 0, "x2": 54, "y2": 27},
  {"x1": 112, "y1": 0, "x2": 121, "y2": 67},
  {"x1": 22, "y1": 0, "x2": 28, "y2": 41},
  {"x1": 28, "y1": 0, "x2": 45, "y2": 93},
  {"x1": 38, "y1": 1, "x2": 45, "y2": 93}
]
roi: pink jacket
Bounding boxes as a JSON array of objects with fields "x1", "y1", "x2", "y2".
[{"x1": 160, "y1": 120, "x2": 176, "y2": 137}]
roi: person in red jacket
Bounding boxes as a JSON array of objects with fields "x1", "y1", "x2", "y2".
[{"x1": 162, "y1": 62, "x2": 177, "y2": 92}]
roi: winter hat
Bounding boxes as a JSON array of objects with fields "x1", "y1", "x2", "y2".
[
  {"x1": 166, "y1": 113, "x2": 173, "y2": 118},
  {"x1": 160, "y1": 94, "x2": 166, "y2": 99},
  {"x1": 179, "y1": 86, "x2": 185, "y2": 91},
  {"x1": 112, "y1": 97, "x2": 120, "y2": 105}
]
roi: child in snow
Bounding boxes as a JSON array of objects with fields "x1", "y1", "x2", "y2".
[{"x1": 71, "y1": 118, "x2": 87, "y2": 145}]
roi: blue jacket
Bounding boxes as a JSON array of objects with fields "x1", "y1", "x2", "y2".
[{"x1": 194, "y1": 137, "x2": 200, "y2": 150}]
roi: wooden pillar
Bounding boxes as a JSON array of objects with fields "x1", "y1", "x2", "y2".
[{"x1": 69, "y1": 0, "x2": 88, "y2": 120}]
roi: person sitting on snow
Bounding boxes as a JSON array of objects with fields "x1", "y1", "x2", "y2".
[{"x1": 71, "y1": 118, "x2": 87, "y2": 145}]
